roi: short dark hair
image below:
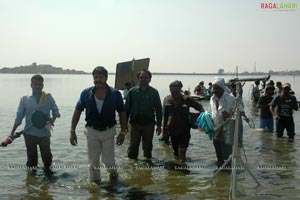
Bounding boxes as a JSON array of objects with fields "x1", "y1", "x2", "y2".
[
  {"x1": 137, "y1": 69, "x2": 152, "y2": 79},
  {"x1": 276, "y1": 81, "x2": 282, "y2": 86},
  {"x1": 169, "y1": 80, "x2": 183, "y2": 88},
  {"x1": 266, "y1": 84, "x2": 275, "y2": 90},
  {"x1": 92, "y1": 66, "x2": 108, "y2": 77},
  {"x1": 31, "y1": 74, "x2": 44, "y2": 82}
]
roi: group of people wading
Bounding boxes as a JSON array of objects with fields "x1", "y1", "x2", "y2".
[
  {"x1": 253, "y1": 80, "x2": 298, "y2": 139},
  {"x1": 4, "y1": 67, "x2": 298, "y2": 183}
]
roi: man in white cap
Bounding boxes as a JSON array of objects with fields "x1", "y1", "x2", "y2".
[
  {"x1": 270, "y1": 83, "x2": 298, "y2": 139},
  {"x1": 209, "y1": 77, "x2": 236, "y2": 167}
]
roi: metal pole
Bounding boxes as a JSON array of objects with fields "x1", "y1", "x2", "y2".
[
  {"x1": 231, "y1": 81, "x2": 241, "y2": 199},
  {"x1": 131, "y1": 57, "x2": 135, "y2": 86}
]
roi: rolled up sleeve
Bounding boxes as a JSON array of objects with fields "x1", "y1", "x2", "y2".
[
  {"x1": 49, "y1": 95, "x2": 61, "y2": 118},
  {"x1": 15, "y1": 97, "x2": 26, "y2": 126}
]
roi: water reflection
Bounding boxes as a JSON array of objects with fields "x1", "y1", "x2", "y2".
[
  {"x1": 86, "y1": 161, "x2": 163, "y2": 200},
  {"x1": 23, "y1": 171, "x2": 57, "y2": 200}
]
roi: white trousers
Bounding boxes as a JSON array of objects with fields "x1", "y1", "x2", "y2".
[{"x1": 84, "y1": 126, "x2": 116, "y2": 182}]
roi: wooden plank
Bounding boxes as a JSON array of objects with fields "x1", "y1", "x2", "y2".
[{"x1": 114, "y1": 58, "x2": 150, "y2": 90}]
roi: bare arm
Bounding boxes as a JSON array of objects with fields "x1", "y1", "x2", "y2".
[
  {"x1": 10, "y1": 124, "x2": 19, "y2": 136},
  {"x1": 118, "y1": 111, "x2": 127, "y2": 132},
  {"x1": 70, "y1": 109, "x2": 82, "y2": 145},
  {"x1": 116, "y1": 111, "x2": 127, "y2": 146}
]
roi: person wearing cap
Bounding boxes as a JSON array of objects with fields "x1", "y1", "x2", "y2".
[
  {"x1": 162, "y1": 80, "x2": 204, "y2": 162},
  {"x1": 9, "y1": 74, "x2": 61, "y2": 174},
  {"x1": 257, "y1": 84, "x2": 275, "y2": 132},
  {"x1": 125, "y1": 69, "x2": 162, "y2": 160},
  {"x1": 70, "y1": 66, "x2": 127, "y2": 183},
  {"x1": 270, "y1": 83, "x2": 298, "y2": 139},
  {"x1": 209, "y1": 77, "x2": 236, "y2": 167}
]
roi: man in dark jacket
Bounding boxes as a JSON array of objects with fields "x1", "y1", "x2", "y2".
[
  {"x1": 270, "y1": 83, "x2": 298, "y2": 139},
  {"x1": 163, "y1": 80, "x2": 204, "y2": 162}
]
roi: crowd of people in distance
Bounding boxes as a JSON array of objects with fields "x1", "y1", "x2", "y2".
[
  {"x1": 193, "y1": 81, "x2": 212, "y2": 97},
  {"x1": 254, "y1": 80, "x2": 298, "y2": 139}
]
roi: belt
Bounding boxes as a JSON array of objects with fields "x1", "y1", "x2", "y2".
[{"x1": 86, "y1": 124, "x2": 114, "y2": 132}]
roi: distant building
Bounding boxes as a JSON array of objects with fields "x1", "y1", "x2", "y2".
[{"x1": 218, "y1": 69, "x2": 224, "y2": 74}]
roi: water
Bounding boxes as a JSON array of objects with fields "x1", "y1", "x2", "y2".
[{"x1": 1, "y1": 74, "x2": 300, "y2": 199}]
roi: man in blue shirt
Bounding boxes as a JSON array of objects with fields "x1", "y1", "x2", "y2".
[
  {"x1": 70, "y1": 66, "x2": 127, "y2": 183},
  {"x1": 10, "y1": 74, "x2": 61, "y2": 173}
]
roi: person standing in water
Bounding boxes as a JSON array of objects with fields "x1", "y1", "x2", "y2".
[
  {"x1": 70, "y1": 66, "x2": 127, "y2": 183},
  {"x1": 10, "y1": 74, "x2": 60, "y2": 174}
]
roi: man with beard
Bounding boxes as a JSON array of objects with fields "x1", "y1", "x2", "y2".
[
  {"x1": 69, "y1": 66, "x2": 127, "y2": 183},
  {"x1": 125, "y1": 69, "x2": 162, "y2": 160},
  {"x1": 162, "y1": 80, "x2": 204, "y2": 162},
  {"x1": 209, "y1": 78, "x2": 236, "y2": 167}
]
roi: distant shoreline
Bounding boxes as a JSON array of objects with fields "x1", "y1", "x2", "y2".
[
  {"x1": 1, "y1": 63, "x2": 299, "y2": 75},
  {"x1": 1, "y1": 72, "x2": 299, "y2": 76}
]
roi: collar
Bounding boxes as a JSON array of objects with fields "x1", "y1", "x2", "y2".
[{"x1": 91, "y1": 84, "x2": 111, "y2": 95}]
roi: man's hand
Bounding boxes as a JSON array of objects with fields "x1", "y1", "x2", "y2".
[
  {"x1": 116, "y1": 131, "x2": 126, "y2": 146},
  {"x1": 49, "y1": 117, "x2": 56, "y2": 126},
  {"x1": 70, "y1": 131, "x2": 77, "y2": 145},
  {"x1": 156, "y1": 126, "x2": 162, "y2": 135}
]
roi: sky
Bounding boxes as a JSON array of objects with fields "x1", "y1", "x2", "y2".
[{"x1": 0, "y1": 0, "x2": 299, "y2": 73}]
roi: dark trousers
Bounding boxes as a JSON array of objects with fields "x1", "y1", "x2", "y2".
[
  {"x1": 128, "y1": 123, "x2": 154, "y2": 159},
  {"x1": 277, "y1": 116, "x2": 295, "y2": 138},
  {"x1": 213, "y1": 139, "x2": 232, "y2": 163},
  {"x1": 24, "y1": 134, "x2": 52, "y2": 169},
  {"x1": 170, "y1": 132, "x2": 190, "y2": 157}
]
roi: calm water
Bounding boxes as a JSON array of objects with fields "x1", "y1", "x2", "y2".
[{"x1": 0, "y1": 74, "x2": 300, "y2": 200}]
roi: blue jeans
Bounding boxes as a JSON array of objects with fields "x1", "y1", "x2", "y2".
[{"x1": 259, "y1": 118, "x2": 274, "y2": 132}]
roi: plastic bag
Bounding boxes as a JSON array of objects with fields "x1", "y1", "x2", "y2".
[{"x1": 195, "y1": 111, "x2": 214, "y2": 140}]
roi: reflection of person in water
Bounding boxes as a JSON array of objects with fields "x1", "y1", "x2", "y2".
[{"x1": 24, "y1": 173, "x2": 53, "y2": 200}]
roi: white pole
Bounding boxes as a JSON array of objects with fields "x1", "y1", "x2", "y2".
[
  {"x1": 231, "y1": 81, "x2": 241, "y2": 199},
  {"x1": 131, "y1": 57, "x2": 135, "y2": 85}
]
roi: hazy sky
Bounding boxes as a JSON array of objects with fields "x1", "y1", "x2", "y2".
[{"x1": 0, "y1": 0, "x2": 299, "y2": 73}]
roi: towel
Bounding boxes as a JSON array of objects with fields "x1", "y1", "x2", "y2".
[{"x1": 39, "y1": 91, "x2": 50, "y2": 106}]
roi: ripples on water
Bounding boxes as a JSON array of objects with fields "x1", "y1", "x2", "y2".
[{"x1": 1, "y1": 74, "x2": 300, "y2": 199}]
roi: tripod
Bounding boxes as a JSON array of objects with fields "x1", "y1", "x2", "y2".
[{"x1": 209, "y1": 81, "x2": 260, "y2": 199}]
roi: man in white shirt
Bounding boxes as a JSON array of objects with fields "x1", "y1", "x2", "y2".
[{"x1": 209, "y1": 78, "x2": 236, "y2": 167}]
